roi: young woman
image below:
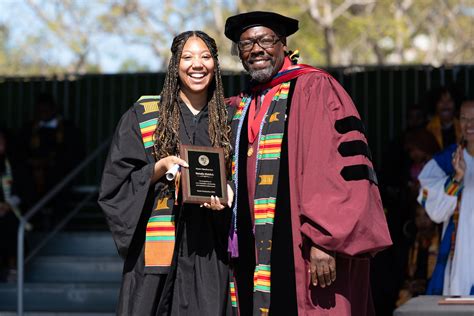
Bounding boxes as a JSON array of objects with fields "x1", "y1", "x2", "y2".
[{"x1": 99, "y1": 31, "x2": 233, "y2": 315}]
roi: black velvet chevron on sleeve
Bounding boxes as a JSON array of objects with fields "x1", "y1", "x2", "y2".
[
  {"x1": 340, "y1": 165, "x2": 378, "y2": 185},
  {"x1": 338, "y1": 140, "x2": 373, "y2": 161},
  {"x1": 334, "y1": 116, "x2": 366, "y2": 136}
]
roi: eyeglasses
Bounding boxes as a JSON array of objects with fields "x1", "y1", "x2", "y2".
[{"x1": 237, "y1": 35, "x2": 281, "y2": 52}]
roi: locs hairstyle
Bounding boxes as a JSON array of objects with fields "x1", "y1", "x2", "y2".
[{"x1": 153, "y1": 31, "x2": 232, "y2": 175}]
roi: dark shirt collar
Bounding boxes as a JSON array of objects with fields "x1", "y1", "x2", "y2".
[{"x1": 179, "y1": 99, "x2": 208, "y2": 118}]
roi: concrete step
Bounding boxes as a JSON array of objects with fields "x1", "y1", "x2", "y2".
[
  {"x1": 63, "y1": 213, "x2": 109, "y2": 231},
  {"x1": 0, "y1": 283, "x2": 119, "y2": 312},
  {"x1": 29, "y1": 232, "x2": 118, "y2": 257},
  {"x1": 40, "y1": 204, "x2": 108, "y2": 231},
  {"x1": 26, "y1": 256, "x2": 122, "y2": 283}
]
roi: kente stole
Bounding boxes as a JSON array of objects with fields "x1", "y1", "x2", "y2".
[
  {"x1": 135, "y1": 95, "x2": 176, "y2": 274},
  {"x1": 234, "y1": 82, "x2": 288, "y2": 315},
  {"x1": 230, "y1": 59, "x2": 323, "y2": 314}
]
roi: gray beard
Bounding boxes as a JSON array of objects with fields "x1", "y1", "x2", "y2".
[{"x1": 248, "y1": 67, "x2": 273, "y2": 83}]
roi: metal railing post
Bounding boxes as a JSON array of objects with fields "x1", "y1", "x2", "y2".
[
  {"x1": 15, "y1": 137, "x2": 111, "y2": 315},
  {"x1": 17, "y1": 219, "x2": 26, "y2": 316}
]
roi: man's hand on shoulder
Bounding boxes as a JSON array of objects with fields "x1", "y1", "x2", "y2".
[{"x1": 309, "y1": 245, "x2": 336, "y2": 288}]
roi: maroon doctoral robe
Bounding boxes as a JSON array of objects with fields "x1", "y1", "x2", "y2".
[{"x1": 230, "y1": 71, "x2": 392, "y2": 315}]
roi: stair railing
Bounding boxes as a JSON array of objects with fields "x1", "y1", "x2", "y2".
[{"x1": 17, "y1": 138, "x2": 111, "y2": 316}]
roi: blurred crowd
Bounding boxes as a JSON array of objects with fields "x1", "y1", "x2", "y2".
[
  {"x1": 0, "y1": 93, "x2": 82, "y2": 282},
  {"x1": 372, "y1": 85, "x2": 471, "y2": 315}
]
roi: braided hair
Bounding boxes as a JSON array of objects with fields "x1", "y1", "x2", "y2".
[{"x1": 153, "y1": 31, "x2": 232, "y2": 177}]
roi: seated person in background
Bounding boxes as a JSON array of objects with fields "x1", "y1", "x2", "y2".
[
  {"x1": 425, "y1": 87, "x2": 461, "y2": 149},
  {"x1": 396, "y1": 129, "x2": 440, "y2": 305},
  {"x1": 19, "y1": 93, "x2": 82, "y2": 228},
  {"x1": 404, "y1": 129, "x2": 440, "y2": 201},
  {"x1": 417, "y1": 99, "x2": 474, "y2": 295},
  {"x1": 0, "y1": 128, "x2": 31, "y2": 282},
  {"x1": 396, "y1": 204, "x2": 439, "y2": 306}
]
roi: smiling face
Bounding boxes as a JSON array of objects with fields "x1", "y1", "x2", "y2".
[
  {"x1": 238, "y1": 26, "x2": 286, "y2": 83},
  {"x1": 178, "y1": 36, "x2": 215, "y2": 97},
  {"x1": 460, "y1": 101, "x2": 474, "y2": 144}
]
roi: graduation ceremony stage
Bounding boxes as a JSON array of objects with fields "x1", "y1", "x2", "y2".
[{"x1": 394, "y1": 295, "x2": 474, "y2": 316}]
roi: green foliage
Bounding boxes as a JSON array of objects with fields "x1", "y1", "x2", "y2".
[
  {"x1": 118, "y1": 59, "x2": 151, "y2": 73},
  {"x1": 222, "y1": 0, "x2": 473, "y2": 67},
  {"x1": 0, "y1": 0, "x2": 472, "y2": 76}
]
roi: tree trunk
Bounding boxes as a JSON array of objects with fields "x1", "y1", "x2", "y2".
[
  {"x1": 370, "y1": 39, "x2": 385, "y2": 65},
  {"x1": 324, "y1": 26, "x2": 335, "y2": 66},
  {"x1": 394, "y1": 1, "x2": 405, "y2": 63}
]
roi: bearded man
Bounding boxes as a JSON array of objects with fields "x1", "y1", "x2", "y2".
[{"x1": 225, "y1": 11, "x2": 392, "y2": 316}]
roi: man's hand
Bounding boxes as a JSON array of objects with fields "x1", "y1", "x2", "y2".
[
  {"x1": 226, "y1": 184, "x2": 234, "y2": 208},
  {"x1": 309, "y1": 246, "x2": 336, "y2": 288}
]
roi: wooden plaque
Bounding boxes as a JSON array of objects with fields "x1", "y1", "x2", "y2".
[{"x1": 179, "y1": 144, "x2": 228, "y2": 205}]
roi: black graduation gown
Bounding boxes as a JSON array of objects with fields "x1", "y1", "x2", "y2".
[{"x1": 98, "y1": 102, "x2": 232, "y2": 316}]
